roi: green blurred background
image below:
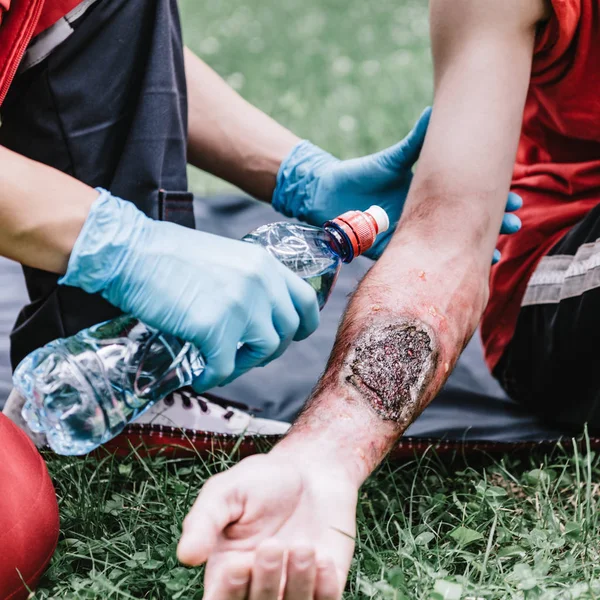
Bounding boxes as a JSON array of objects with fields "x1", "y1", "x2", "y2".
[{"x1": 180, "y1": 0, "x2": 433, "y2": 195}]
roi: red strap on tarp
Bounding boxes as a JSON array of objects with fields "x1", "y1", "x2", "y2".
[{"x1": 100, "y1": 422, "x2": 600, "y2": 461}]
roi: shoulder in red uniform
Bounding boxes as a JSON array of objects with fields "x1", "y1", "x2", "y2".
[
  {"x1": 482, "y1": 0, "x2": 600, "y2": 371},
  {"x1": 0, "y1": 0, "x2": 81, "y2": 104}
]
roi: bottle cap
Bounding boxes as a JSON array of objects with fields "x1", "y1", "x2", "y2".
[
  {"x1": 366, "y1": 205, "x2": 390, "y2": 234},
  {"x1": 330, "y1": 205, "x2": 390, "y2": 258}
]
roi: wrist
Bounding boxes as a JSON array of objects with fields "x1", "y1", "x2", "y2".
[
  {"x1": 272, "y1": 436, "x2": 364, "y2": 491},
  {"x1": 227, "y1": 134, "x2": 300, "y2": 202},
  {"x1": 59, "y1": 189, "x2": 150, "y2": 297},
  {"x1": 272, "y1": 140, "x2": 336, "y2": 221},
  {"x1": 275, "y1": 389, "x2": 401, "y2": 489}
]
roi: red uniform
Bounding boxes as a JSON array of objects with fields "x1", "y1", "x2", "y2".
[
  {"x1": 0, "y1": 414, "x2": 59, "y2": 600},
  {"x1": 482, "y1": 0, "x2": 600, "y2": 370},
  {"x1": 0, "y1": 0, "x2": 80, "y2": 104}
]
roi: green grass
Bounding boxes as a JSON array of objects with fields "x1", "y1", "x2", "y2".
[
  {"x1": 33, "y1": 0, "x2": 600, "y2": 598},
  {"x1": 36, "y1": 443, "x2": 600, "y2": 599},
  {"x1": 182, "y1": 0, "x2": 432, "y2": 195}
]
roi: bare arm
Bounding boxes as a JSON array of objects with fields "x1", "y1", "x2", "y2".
[
  {"x1": 0, "y1": 146, "x2": 98, "y2": 273},
  {"x1": 0, "y1": 51, "x2": 297, "y2": 272},
  {"x1": 184, "y1": 48, "x2": 300, "y2": 201},
  {"x1": 278, "y1": 0, "x2": 549, "y2": 486},
  {"x1": 176, "y1": 4, "x2": 551, "y2": 592}
]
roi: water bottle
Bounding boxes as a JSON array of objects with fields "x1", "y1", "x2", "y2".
[{"x1": 14, "y1": 206, "x2": 389, "y2": 455}]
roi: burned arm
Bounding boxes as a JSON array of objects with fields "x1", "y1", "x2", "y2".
[{"x1": 278, "y1": 0, "x2": 548, "y2": 486}]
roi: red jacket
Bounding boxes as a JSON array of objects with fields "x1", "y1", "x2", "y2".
[
  {"x1": 482, "y1": 0, "x2": 600, "y2": 370},
  {"x1": 0, "y1": 0, "x2": 80, "y2": 105}
]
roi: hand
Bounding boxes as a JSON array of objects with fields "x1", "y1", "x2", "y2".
[
  {"x1": 272, "y1": 108, "x2": 522, "y2": 260},
  {"x1": 59, "y1": 189, "x2": 320, "y2": 391},
  {"x1": 177, "y1": 450, "x2": 359, "y2": 600}
]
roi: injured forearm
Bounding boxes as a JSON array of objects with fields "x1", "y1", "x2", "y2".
[
  {"x1": 184, "y1": 48, "x2": 300, "y2": 202},
  {"x1": 0, "y1": 145, "x2": 97, "y2": 273},
  {"x1": 278, "y1": 0, "x2": 545, "y2": 487},
  {"x1": 279, "y1": 239, "x2": 488, "y2": 486}
]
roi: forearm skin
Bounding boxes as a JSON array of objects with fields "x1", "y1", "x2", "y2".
[
  {"x1": 280, "y1": 240, "x2": 489, "y2": 487},
  {"x1": 280, "y1": 185, "x2": 509, "y2": 488},
  {"x1": 277, "y1": 0, "x2": 545, "y2": 487},
  {"x1": 0, "y1": 145, "x2": 97, "y2": 273},
  {"x1": 184, "y1": 48, "x2": 299, "y2": 201}
]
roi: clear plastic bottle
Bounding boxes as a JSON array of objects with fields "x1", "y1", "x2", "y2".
[{"x1": 14, "y1": 206, "x2": 389, "y2": 455}]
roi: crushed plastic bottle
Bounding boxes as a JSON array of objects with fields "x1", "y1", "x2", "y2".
[{"x1": 14, "y1": 206, "x2": 389, "y2": 455}]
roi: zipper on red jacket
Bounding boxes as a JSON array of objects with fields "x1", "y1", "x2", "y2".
[{"x1": 0, "y1": 0, "x2": 44, "y2": 106}]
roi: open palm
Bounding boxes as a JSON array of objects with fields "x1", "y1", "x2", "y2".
[{"x1": 178, "y1": 452, "x2": 359, "y2": 600}]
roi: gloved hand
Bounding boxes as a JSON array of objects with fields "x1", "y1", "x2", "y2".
[
  {"x1": 273, "y1": 107, "x2": 522, "y2": 261},
  {"x1": 59, "y1": 189, "x2": 320, "y2": 392}
]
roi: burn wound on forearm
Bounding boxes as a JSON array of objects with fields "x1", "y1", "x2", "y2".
[{"x1": 345, "y1": 320, "x2": 438, "y2": 423}]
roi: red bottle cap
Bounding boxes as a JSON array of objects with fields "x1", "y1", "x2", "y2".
[{"x1": 331, "y1": 206, "x2": 390, "y2": 257}]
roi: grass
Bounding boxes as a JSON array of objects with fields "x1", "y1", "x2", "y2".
[
  {"x1": 182, "y1": 0, "x2": 432, "y2": 195},
  {"x1": 36, "y1": 443, "x2": 600, "y2": 599},
  {"x1": 32, "y1": 0, "x2": 600, "y2": 598}
]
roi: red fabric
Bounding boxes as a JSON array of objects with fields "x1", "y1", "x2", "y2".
[
  {"x1": 482, "y1": 0, "x2": 600, "y2": 370},
  {"x1": 0, "y1": 414, "x2": 59, "y2": 600},
  {"x1": 0, "y1": 1, "x2": 10, "y2": 27},
  {"x1": 0, "y1": 0, "x2": 81, "y2": 106},
  {"x1": 0, "y1": 0, "x2": 44, "y2": 105}
]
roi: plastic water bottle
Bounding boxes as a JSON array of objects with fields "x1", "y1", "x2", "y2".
[{"x1": 14, "y1": 206, "x2": 389, "y2": 455}]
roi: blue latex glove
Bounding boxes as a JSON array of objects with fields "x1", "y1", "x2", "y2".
[
  {"x1": 273, "y1": 107, "x2": 522, "y2": 261},
  {"x1": 60, "y1": 189, "x2": 320, "y2": 392}
]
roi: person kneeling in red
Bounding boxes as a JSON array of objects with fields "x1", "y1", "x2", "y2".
[{"x1": 0, "y1": 414, "x2": 59, "y2": 600}]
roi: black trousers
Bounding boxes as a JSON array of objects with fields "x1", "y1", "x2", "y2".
[
  {"x1": 0, "y1": 0, "x2": 195, "y2": 369},
  {"x1": 495, "y1": 202, "x2": 600, "y2": 432}
]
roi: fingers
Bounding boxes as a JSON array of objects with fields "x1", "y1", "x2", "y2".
[
  {"x1": 248, "y1": 542, "x2": 322, "y2": 600},
  {"x1": 195, "y1": 265, "x2": 319, "y2": 390},
  {"x1": 220, "y1": 319, "x2": 282, "y2": 385},
  {"x1": 500, "y1": 212, "x2": 522, "y2": 235},
  {"x1": 203, "y1": 543, "x2": 341, "y2": 600},
  {"x1": 205, "y1": 543, "x2": 321, "y2": 600},
  {"x1": 205, "y1": 559, "x2": 252, "y2": 600},
  {"x1": 221, "y1": 279, "x2": 304, "y2": 385},
  {"x1": 193, "y1": 342, "x2": 238, "y2": 392},
  {"x1": 283, "y1": 545, "x2": 317, "y2": 600},
  {"x1": 315, "y1": 558, "x2": 341, "y2": 600},
  {"x1": 377, "y1": 106, "x2": 432, "y2": 171},
  {"x1": 501, "y1": 192, "x2": 523, "y2": 234},
  {"x1": 192, "y1": 312, "x2": 245, "y2": 392},
  {"x1": 280, "y1": 265, "x2": 320, "y2": 341},
  {"x1": 249, "y1": 540, "x2": 285, "y2": 600},
  {"x1": 505, "y1": 191, "x2": 523, "y2": 213},
  {"x1": 177, "y1": 475, "x2": 244, "y2": 566},
  {"x1": 494, "y1": 192, "x2": 523, "y2": 264},
  {"x1": 261, "y1": 284, "x2": 301, "y2": 364},
  {"x1": 398, "y1": 106, "x2": 433, "y2": 165}
]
